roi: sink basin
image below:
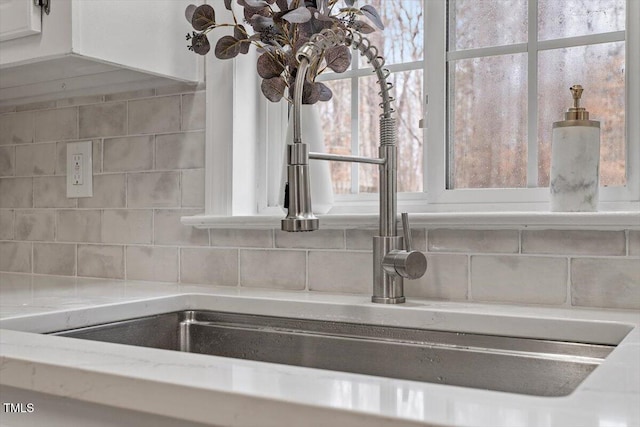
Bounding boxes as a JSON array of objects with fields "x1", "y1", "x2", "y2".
[{"x1": 52, "y1": 310, "x2": 614, "y2": 397}]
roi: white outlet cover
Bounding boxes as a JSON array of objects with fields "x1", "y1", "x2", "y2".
[{"x1": 66, "y1": 141, "x2": 93, "y2": 198}]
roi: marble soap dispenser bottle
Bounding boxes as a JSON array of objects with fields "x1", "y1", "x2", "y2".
[{"x1": 550, "y1": 85, "x2": 601, "y2": 211}]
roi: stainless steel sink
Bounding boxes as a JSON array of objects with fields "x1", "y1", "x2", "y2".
[{"x1": 52, "y1": 310, "x2": 614, "y2": 397}]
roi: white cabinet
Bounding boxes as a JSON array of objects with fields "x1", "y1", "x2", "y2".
[
  {"x1": 0, "y1": 0, "x2": 42, "y2": 42},
  {"x1": 0, "y1": 0, "x2": 202, "y2": 107}
]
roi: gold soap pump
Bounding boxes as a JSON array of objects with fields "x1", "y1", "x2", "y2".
[
  {"x1": 550, "y1": 84, "x2": 601, "y2": 211},
  {"x1": 553, "y1": 84, "x2": 600, "y2": 128}
]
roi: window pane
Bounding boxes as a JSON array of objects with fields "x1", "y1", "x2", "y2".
[
  {"x1": 538, "y1": 0, "x2": 625, "y2": 41},
  {"x1": 317, "y1": 78, "x2": 353, "y2": 195},
  {"x1": 359, "y1": 75, "x2": 381, "y2": 193},
  {"x1": 358, "y1": 70, "x2": 425, "y2": 194},
  {"x1": 448, "y1": 53, "x2": 528, "y2": 189},
  {"x1": 449, "y1": 0, "x2": 527, "y2": 51},
  {"x1": 537, "y1": 42, "x2": 626, "y2": 187},
  {"x1": 393, "y1": 70, "x2": 424, "y2": 193},
  {"x1": 358, "y1": 0, "x2": 424, "y2": 68}
]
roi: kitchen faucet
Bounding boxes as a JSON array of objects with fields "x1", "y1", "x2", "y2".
[{"x1": 281, "y1": 28, "x2": 427, "y2": 304}]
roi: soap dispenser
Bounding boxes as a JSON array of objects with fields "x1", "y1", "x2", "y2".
[{"x1": 550, "y1": 85, "x2": 601, "y2": 211}]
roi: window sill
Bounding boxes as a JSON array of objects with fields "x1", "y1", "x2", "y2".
[{"x1": 181, "y1": 211, "x2": 640, "y2": 230}]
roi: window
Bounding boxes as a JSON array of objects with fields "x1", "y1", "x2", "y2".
[
  {"x1": 427, "y1": 0, "x2": 638, "y2": 209},
  {"x1": 316, "y1": 0, "x2": 425, "y2": 196},
  {"x1": 202, "y1": 0, "x2": 638, "y2": 219}
]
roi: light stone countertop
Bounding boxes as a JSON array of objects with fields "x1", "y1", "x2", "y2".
[{"x1": 1, "y1": 273, "x2": 639, "y2": 427}]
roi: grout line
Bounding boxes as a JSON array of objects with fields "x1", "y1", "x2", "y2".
[
  {"x1": 625, "y1": 229, "x2": 629, "y2": 256},
  {"x1": 566, "y1": 257, "x2": 572, "y2": 307},
  {"x1": 237, "y1": 248, "x2": 241, "y2": 288},
  {"x1": 467, "y1": 254, "x2": 472, "y2": 301}
]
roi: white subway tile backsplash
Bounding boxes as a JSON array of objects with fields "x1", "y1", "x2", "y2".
[
  {"x1": 181, "y1": 248, "x2": 238, "y2": 286},
  {"x1": 428, "y1": 229, "x2": 518, "y2": 253},
  {"x1": 522, "y1": 230, "x2": 626, "y2": 256},
  {"x1": 0, "y1": 178, "x2": 32, "y2": 208},
  {"x1": 103, "y1": 136, "x2": 154, "y2": 172},
  {"x1": 128, "y1": 96, "x2": 180, "y2": 135},
  {"x1": 79, "y1": 102, "x2": 126, "y2": 138},
  {"x1": 102, "y1": 210, "x2": 152, "y2": 244},
  {"x1": 345, "y1": 228, "x2": 426, "y2": 251},
  {"x1": 0, "y1": 146, "x2": 14, "y2": 176},
  {"x1": 127, "y1": 172, "x2": 180, "y2": 208},
  {"x1": 17, "y1": 101, "x2": 56, "y2": 112},
  {"x1": 405, "y1": 254, "x2": 468, "y2": 300},
  {"x1": 57, "y1": 210, "x2": 101, "y2": 243},
  {"x1": 78, "y1": 174, "x2": 126, "y2": 208},
  {"x1": 33, "y1": 243, "x2": 76, "y2": 276},
  {"x1": 15, "y1": 143, "x2": 56, "y2": 176},
  {"x1": 471, "y1": 255, "x2": 567, "y2": 305},
  {"x1": 15, "y1": 210, "x2": 54, "y2": 241},
  {"x1": 210, "y1": 229, "x2": 272, "y2": 248},
  {"x1": 126, "y1": 246, "x2": 178, "y2": 283},
  {"x1": 1, "y1": 89, "x2": 636, "y2": 311},
  {"x1": 56, "y1": 95, "x2": 104, "y2": 108},
  {"x1": 629, "y1": 231, "x2": 640, "y2": 256},
  {"x1": 34, "y1": 176, "x2": 76, "y2": 208},
  {"x1": 181, "y1": 169, "x2": 205, "y2": 207},
  {"x1": 154, "y1": 209, "x2": 208, "y2": 246},
  {"x1": 104, "y1": 89, "x2": 155, "y2": 102},
  {"x1": 181, "y1": 92, "x2": 205, "y2": 131},
  {"x1": 308, "y1": 251, "x2": 371, "y2": 294},
  {"x1": 0, "y1": 210, "x2": 14, "y2": 240},
  {"x1": 0, "y1": 112, "x2": 34, "y2": 145},
  {"x1": 571, "y1": 258, "x2": 640, "y2": 310},
  {"x1": 240, "y1": 250, "x2": 305, "y2": 290},
  {"x1": 275, "y1": 229, "x2": 344, "y2": 249},
  {"x1": 0, "y1": 241, "x2": 31, "y2": 273},
  {"x1": 78, "y1": 244, "x2": 124, "y2": 279},
  {"x1": 34, "y1": 108, "x2": 78, "y2": 142},
  {"x1": 345, "y1": 228, "x2": 376, "y2": 250},
  {"x1": 156, "y1": 132, "x2": 205, "y2": 170}
]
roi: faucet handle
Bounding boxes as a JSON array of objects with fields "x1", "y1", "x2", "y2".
[
  {"x1": 401, "y1": 212, "x2": 413, "y2": 251},
  {"x1": 382, "y1": 213, "x2": 427, "y2": 280}
]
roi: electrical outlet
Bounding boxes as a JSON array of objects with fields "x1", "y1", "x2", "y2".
[{"x1": 66, "y1": 141, "x2": 93, "y2": 198}]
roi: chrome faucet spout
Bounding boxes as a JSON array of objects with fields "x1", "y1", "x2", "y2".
[{"x1": 281, "y1": 28, "x2": 427, "y2": 303}]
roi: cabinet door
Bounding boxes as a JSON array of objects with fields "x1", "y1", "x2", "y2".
[{"x1": 0, "y1": 0, "x2": 41, "y2": 41}]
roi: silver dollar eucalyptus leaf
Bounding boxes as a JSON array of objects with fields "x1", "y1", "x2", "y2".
[
  {"x1": 282, "y1": 7, "x2": 312, "y2": 24},
  {"x1": 185, "y1": 4, "x2": 197, "y2": 24},
  {"x1": 214, "y1": 36, "x2": 242, "y2": 59},
  {"x1": 261, "y1": 77, "x2": 287, "y2": 102},
  {"x1": 257, "y1": 52, "x2": 285, "y2": 79},
  {"x1": 192, "y1": 4, "x2": 215, "y2": 31},
  {"x1": 224, "y1": 0, "x2": 232, "y2": 10},
  {"x1": 350, "y1": 20, "x2": 375, "y2": 34},
  {"x1": 316, "y1": 82, "x2": 332, "y2": 102},
  {"x1": 360, "y1": 5, "x2": 384, "y2": 30},
  {"x1": 234, "y1": 25, "x2": 251, "y2": 54},
  {"x1": 324, "y1": 45, "x2": 350, "y2": 73},
  {"x1": 344, "y1": 0, "x2": 356, "y2": 6}
]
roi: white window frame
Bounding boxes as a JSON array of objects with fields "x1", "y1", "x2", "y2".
[
  {"x1": 201, "y1": 0, "x2": 639, "y2": 221},
  {"x1": 425, "y1": 0, "x2": 639, "y2": 211}
]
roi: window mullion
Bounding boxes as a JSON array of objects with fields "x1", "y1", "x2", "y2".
[
  {"x1": 527, "y1": 0, "x2": 539, "y2": 188},
  {"x1": 351, "y1": 54, "x2": 360, "y2": 194}
]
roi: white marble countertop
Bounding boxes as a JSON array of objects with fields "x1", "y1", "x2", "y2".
[{"x1": 1, "y1": 273, "x2": 639, "y2": 427}]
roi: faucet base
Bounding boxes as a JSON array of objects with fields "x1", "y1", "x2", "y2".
[
  {"x1": 371, "y1": 296, "x2": 406, "y2": 304},
  {"x1": 281, "y1": 218, "x2": 319, "y2": 232}
]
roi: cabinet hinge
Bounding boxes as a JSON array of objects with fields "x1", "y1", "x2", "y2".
[{"x1": 34, "y1": 0, "x2": 51, "y2": 15}]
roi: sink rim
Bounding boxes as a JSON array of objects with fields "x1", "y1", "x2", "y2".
[{"x1": 1, "y1": 292, "x2": 639, "y2": 427}]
